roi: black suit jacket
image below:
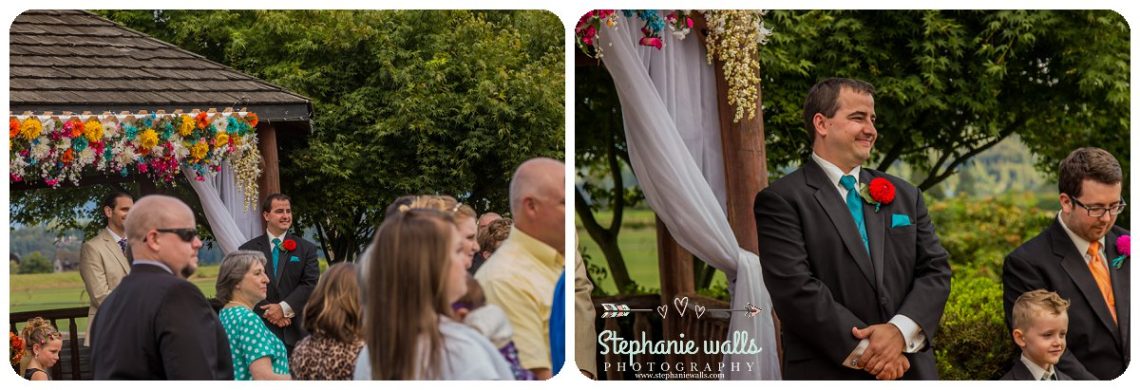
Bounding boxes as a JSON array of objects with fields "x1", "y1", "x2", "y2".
[
  {"x1": 89, "y1": 264, "x2": 233, "y2": 379},
  {"x1": 1002, "y1": 219, "x2": 1130, "y2": 379},
  {"x1": 1000, "y1": 358, "x2": 1073, "y2": 380},
  {"x1": 239, "y1": 233, "x2": 320, "y2": 348},
  {"x1": 753, "y1": 159, "x2": 952, "y2": 379}
]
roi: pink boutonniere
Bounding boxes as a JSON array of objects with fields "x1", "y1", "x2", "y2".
[
  {"x1": 858, "y1": 177, "x2": 896, "y2": 213},
  {"x1": 1111, "y1": 235, "x2": 1129, "y2": 269}
]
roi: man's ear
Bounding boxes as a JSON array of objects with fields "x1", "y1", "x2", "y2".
[
  {"x1": 103, "y1": 206, "x2": 114, "y2": 219},
  {"x1": 812, "y1": 113, "x2": 829, "y2": 139}
]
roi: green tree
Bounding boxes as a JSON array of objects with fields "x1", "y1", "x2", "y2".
[
  {"x1": 92, "y1": 10, "x2": 565, "y2": 263},
  {"x1": 19, "y1": 252, "x2": 54, "y2": 274},
  {"x1": 759, "y1": 10, "x2": 1128, "y2": 195}
]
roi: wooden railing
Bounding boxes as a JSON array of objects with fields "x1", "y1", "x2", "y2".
[
  {"x1": 10, "y1": 306, "x2": 90, "y2": 380},
  {"x1": 593, "y1": 294, "x2": 731, "y2": 380}
]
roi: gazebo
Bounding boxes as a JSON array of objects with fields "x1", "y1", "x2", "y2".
[{"x1": 8, "y1": 9, "x2": 313, "y2": 379}]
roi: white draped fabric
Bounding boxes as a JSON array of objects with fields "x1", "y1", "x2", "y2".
[
  {"x1": 598, "y1": 15, "x2": 781, "y2": 380},
  {"x1": 183, "y1": 162, "x2": 260, "y2": 254}
]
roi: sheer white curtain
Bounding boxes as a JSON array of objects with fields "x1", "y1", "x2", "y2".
[
  {"x1": 184, "y1": 161, "x2": 260, "y2": 254},
  {"x1": 598, "y1": 14, "x2": 781, "y2": 380}
]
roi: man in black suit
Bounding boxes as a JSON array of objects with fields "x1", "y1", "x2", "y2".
[
  {"x1": 238, "y1": 193, "x2": 320, "y2": 354},
  {"x1": 90, "y1": 195, "x2": 233, "y2": 379},
  {"x1": 1003, "y1": 147, "x2": 1129, "y2": 379},
  {"x1": 754, "y1": 78, "x2": 952, "y2": 380}
]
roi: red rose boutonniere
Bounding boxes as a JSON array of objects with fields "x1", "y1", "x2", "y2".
[
  {"x1": 858, "y1": 177, "x2": 896, "y2": 213},
  {"x1": 1112, "y1": 235, "x2": 1129, "y2": 269},
  {"x1": 282, "y1": 239, "x2": 297, "y2": 252}
]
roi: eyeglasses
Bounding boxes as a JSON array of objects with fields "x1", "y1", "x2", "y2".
[
  {"x1": 1068, "y1": 196, "x2": 1127, "y2": 218},
  {"x1": 155, "y1": 228, "x2": 199, "y2": 242}
]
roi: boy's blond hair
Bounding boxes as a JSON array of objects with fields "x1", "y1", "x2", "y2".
[{"x1": 1012, "y1": 289, "x2": 1071, "y2": 331}]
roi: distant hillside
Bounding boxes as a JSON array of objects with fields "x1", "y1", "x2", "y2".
[{"x1": 8, "y1": 225, "x2": 224, "y2": 267}]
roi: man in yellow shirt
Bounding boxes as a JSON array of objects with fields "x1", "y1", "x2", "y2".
[{"x1": 476, "y1": 157, "x2": 565, "y2": 380}]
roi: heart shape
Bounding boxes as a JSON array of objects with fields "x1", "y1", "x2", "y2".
[
  {"x1": 694, "y1": 304, "x2": 706, "y2": 319},
  {"x1": 656, "y1": 305, "x2": 668, "y2": 318},
  {"x1": 674, "y1": 296, "x2": 689, "y2": 317}
]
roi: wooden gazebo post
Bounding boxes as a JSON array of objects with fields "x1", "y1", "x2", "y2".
[{"x1": 256, "y1": 123, "x2": 281, "y2": 228}]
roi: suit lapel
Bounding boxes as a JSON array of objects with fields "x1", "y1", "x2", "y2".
[
  {"x1": 1052, "y1": 223, "x2": 1121, "y2": 344},
  {"x1": 805, "y1": 161, "x2": 876, "y2": 290},
  {"x1": 99, "y1": 229, "x2": 130, "y2": 276},
  {"x1": 860, "y1": 170, "x2": 887, "y2": 292},
  {"x1": 1105, "y1": 230, "x2": 1129, "y2": 350}
]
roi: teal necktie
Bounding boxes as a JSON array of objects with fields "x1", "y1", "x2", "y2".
[
  {"x1": 271, "y1": 236, "x2": 280, "y2": 275},
  {"x1": 840, "y1": 175, "x2": 870, "y2": 254}
]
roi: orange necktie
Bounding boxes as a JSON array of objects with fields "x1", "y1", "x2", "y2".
[{"x1": 1087, "y1": 241, "x2": 1117, "y2": 324}]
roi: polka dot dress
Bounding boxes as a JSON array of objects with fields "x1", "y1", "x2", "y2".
[{"x1": 219, "y1": 306, "x2": 290, "y2": 380}]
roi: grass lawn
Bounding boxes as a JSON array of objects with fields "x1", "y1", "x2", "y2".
[
  {"x1": 9, "y1": 265, "x2": 222, "y2": 333},
  {"x1": 577, "y1": 208, "x2": 726, "y2": 295}
]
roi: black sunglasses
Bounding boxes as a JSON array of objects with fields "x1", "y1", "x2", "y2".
[{"x1": 155, "y1": 228, "x2": 199, "y2": 242}]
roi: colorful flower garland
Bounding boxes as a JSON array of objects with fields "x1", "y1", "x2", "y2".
[
  {"x1": 575, "y1": 10, "x2": 773, "y2": 123},
  {"x1": 9, "y1": 111, "x2": 263, "y2": 210}
]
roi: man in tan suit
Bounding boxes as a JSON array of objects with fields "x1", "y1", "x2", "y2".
[{"x1": 79, "y1": 191, "x2": 133, "y2": 346}]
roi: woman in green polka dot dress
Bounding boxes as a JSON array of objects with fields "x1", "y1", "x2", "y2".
[{"x1": 215, "y1": 250, "x2": 291, "y2": 380}]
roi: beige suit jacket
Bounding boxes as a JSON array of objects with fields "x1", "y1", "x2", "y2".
[
  {"x1": 574, "y1": 252, "x2": 597, "y2": 377},
  {"x1": 78, "y1": 228, "x2": 130, "y2": 346}
]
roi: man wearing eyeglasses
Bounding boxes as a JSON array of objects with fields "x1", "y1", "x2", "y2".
[
  {"x1": 90, "y1": 195, "x2": 233, "y2": 379},
  {"x1": 1003, "y1": 147, "x2": 1130, "y2": 380}
]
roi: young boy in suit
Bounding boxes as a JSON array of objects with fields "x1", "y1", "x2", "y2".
[{"x1": 1003, "y1": 289, "x2": 1073, "y2": 380}]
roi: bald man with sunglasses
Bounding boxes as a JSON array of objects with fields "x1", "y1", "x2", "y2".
[{"x1": 90, "y1": 195, "x2": 233, "y2": 379}]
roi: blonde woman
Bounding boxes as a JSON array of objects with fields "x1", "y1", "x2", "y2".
[
  {"x1": 354, "y1": 208, "x2": 511, "y2": 380},
  {"x1": 289, "y1": 263, "x2": 364, "y2": 380},
  {"x1": 215, "y1": 250, "x2": 291, "y2": 380}
]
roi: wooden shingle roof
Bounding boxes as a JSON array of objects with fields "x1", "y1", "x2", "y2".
[{"x1": 9, "y1": 10, "x2": 312, "y2": 123}]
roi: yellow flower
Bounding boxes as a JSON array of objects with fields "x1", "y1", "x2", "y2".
[
  {"x1": 214, "y1": 132, "x2": 230, "y2": 146},
  {"x1": 20, "y1": 117, "x2": 43, "y2": 141},
  {"x1": 84, "y1": 118, "x2": 104, "y2": 143},
  {"x1": 178, "y1": 114, "x2": 195, "y2": 137},
  {"x1": 139, "y1": 128, "x2": 159, "y2": 150},
  {"x1": 190, "y1": 140, "x2": 209, "y2": 162}
]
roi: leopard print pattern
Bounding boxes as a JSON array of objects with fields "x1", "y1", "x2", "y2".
[{"x1": 288, "y1": 335, "x2": 365, "y2": 380}]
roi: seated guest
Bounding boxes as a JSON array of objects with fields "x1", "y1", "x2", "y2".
[
  {"x1": 215, "y1": 250, "x2": 291, "y2": 380},
  {"x1": 355, "y1": 208, "x2": 512, "y2": 380},
  {"x1": 290, "y1": 263, "x2": 365, "y2": 380},
  {"x1": 20, "y1": 317, "x2": 62, "y2": 380},
  {"x1": 1002, "y1": 290, "x2": 1073, "y2": 380},
  {"x1": 453, "y1": 274, "x2": 534, "y2": 380}
]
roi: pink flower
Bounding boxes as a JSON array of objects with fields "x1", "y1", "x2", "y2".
[
  {"x1": 1117, "y1": 235, "x2": 1131, "y2": 256},
  {"x1": 44, "y1": 178, "x2": 58, "y2": 187},
  {"x1": 686, "y1": 17, "x2": 694, "y2": 28},
  {"x1": 11, "y1": 173, "x2": 22, "y2": 182},
  {"x1": 640, "y1": 36, "x2": 663, "y2": 49},
  {"x1": 585, "y1": 25, "x2": 596, "y2": 40}
]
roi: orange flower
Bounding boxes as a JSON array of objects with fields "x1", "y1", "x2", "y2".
[
  {"x1": 246, "y1": 112, "x2": 259, "y2": 128},
  {"x1": 196, "y1": 112, "x2": 210, "y2": 129},
  {"x1": 68, "y1": 119, "x2": 83, "y2": 138},
  {"x1": 10, "y1": 117, "x2": 19, "y2": 139},
  {"x1": 61, "y1": 148, "x2": 75, "y2": 164}
]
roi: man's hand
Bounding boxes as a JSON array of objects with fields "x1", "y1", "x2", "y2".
[
  {"x1": 851, "y1": 324, "x2": 905, "y2": 376},
  {"x1": 874, "y1": 354, "x2": 910, "y2": 380},
  {"x1": 260, "y1": 303, "x2": 287, "y2": 327}
]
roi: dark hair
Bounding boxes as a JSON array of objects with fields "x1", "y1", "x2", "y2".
[
  {"x1": 1058, "y1": 147, "x2": 1123, "y2": 198},
  {"x1": 384, "y1": 195, "x2": 418, "y2": 218},
  {"x1": 261, "y1": 193, "x2": 291, "y2": 214},
  {"x1": 803, "y1": 77, "x2": 875, "y2": 147},
  {"x1": 102, "y1": 191, "x2": 131, "y2": 212}
]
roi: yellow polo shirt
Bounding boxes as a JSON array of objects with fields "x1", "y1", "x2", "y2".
[{"x1": 474, "y1": 226, "x2": 564, "y2": 370}]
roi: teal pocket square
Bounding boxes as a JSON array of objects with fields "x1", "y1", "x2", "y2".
[
  {"x1": 289, "y1": 256, "x2": 300, "y2": 263},
  {"x1": 891, "y1": 214, "x2": 912, "y2": 228}
]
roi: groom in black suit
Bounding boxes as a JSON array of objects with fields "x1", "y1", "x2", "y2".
[
  {"x1": 754, "y1": 78, "x2": 952, "y2": 380},
  {"x1": 1003, "y1": 147, "x2": 1129, "y2": 379},
  {"x1": 239, "y1": 193, "x2": 320, "y2": 354}
]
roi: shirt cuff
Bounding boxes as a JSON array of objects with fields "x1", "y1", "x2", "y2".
[
  {"x1": 843, "y1": 339, "x2": 869, "y2": 369},
  {"x1": 280, "y1": 301, "x2": 295, "y2": 318},
  {"x1": 889, "y1": 314, "x2": 926, "y2": 353}
]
